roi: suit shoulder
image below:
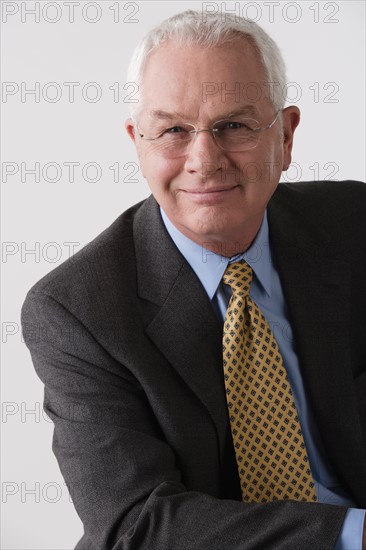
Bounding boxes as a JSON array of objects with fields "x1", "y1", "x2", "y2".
[
  {"x1": 277, "y1": 179, "x2": 365, "y2": 196},
  {"x1": 276, "y1": 180, "x2": 366, "y2": 215},
  {"x1": 23, "y1": 198, "x2": 146, "y2": 304},
  {"x1": 269, "y1": 180, "x2": 366, "y2": 254}
]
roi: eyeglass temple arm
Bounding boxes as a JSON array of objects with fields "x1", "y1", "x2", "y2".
[{"x1": 252, "y1": 110, "x2": 281, "y2": 132}]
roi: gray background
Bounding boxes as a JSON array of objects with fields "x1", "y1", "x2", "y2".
[{"x1": 1, "y1": 1, "x2": 365, "y2": 548}]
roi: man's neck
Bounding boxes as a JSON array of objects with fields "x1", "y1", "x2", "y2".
[{"x1": 170, "y1": 218, "x2": 265, "y2": 259}]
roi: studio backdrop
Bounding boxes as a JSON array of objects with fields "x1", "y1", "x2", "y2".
[{"x1": 2, "y1": 1, "x2": 365, "y2": 548}]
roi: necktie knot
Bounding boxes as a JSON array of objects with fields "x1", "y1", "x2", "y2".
[{"x1": 223, "y1": 261, "x2": 253, "y2": 297}]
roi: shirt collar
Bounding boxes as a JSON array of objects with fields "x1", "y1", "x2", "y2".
[{"x1": 160, "y1": 208, "x2": 272, "y2": 299}]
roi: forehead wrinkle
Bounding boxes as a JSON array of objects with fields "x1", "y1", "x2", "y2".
[{"x1": 148, "y1": 104, "x2": 260, "y2": 124}]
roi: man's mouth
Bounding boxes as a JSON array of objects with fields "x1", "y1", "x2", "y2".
[{"x1": 183, "y1": 185, "x2": 239, "y2": 194}]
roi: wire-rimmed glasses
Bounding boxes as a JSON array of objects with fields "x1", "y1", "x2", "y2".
[{"x1": 135, "y1": 110, "x2": 280, "y2": 158}]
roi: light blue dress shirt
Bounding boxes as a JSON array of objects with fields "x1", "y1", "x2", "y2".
[{"x1": 161, "y1": 207, "x2": 365, "y2": 549}]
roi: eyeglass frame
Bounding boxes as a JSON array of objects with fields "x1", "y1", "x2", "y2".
[{"x1": 134, "y1": 109, "x2": 281, "y2": 152}]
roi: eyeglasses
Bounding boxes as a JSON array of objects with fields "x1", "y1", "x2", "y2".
[{"x1": 136, "y1": 110, "x2": 280, "y2": 158}]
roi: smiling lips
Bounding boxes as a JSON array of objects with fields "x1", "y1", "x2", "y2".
[
  {"x1": 184, "y1": 185, "x2": 239, "y2": 194},
  {"x1": 181, "y1": 185, "x2": 240, "y2": 204}
]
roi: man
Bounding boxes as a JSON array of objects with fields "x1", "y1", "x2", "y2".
[{"x1": 21, "y1": 10, "x2": 365, "y2": 549}]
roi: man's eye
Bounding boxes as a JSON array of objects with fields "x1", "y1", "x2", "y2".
[
  {"x1": 222, "y1": 121, "x2": 252, "y2": 131},
  {"x1": 165, "y1": 126, "x2": 186, "y2": 134}
]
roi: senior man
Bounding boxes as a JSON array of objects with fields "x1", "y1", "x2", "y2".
[{"x1": 22, "y1": 10, "x2": 365, "y2": 550}]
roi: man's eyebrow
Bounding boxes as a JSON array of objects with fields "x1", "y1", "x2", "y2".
[
  {"x1": 149, "y1": 110, "x2": 188, "y2": 120},
  {"x1": 148, "y1": 105, "x2": 260, "y2": 122},
  {"x1": 222, "y1": 105, "x2": 259, "y2": 118}
]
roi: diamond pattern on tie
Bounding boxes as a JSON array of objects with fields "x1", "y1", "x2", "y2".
[{"x1": 222, "y1": 261, "x2": 317, "y2": 503}]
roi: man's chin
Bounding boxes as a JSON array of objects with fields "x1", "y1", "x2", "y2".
[{"x1": 177, "y1": 212, "x2": 237, "y2": 246}]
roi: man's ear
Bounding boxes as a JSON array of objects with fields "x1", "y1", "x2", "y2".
[
  {"x1": 124, "y1": 117, "x2": 146, "y2": 179},
  {"x1": 281, "y1": 106, "x2": 300, "y2": 171},
  {"x1": 125, "y1": 117, "x2": 136, "y2": 143}
]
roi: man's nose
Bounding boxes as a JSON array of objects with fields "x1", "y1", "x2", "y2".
[{"x1": 184, "y1": 129, "x2": 226, "y2": 175}]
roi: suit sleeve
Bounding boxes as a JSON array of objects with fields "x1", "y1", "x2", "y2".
[{"x1": 21, "y1": 289, "x2": 348, "y2": 550}]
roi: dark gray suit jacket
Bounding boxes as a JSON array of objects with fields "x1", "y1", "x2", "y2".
[{"x1": 21, "y1": 181, "x2": 366, "y2": 549}]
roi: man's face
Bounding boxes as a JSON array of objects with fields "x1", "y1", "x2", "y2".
[{"x1": 126, "y1": 39, "x2": 299, "y2": 254}]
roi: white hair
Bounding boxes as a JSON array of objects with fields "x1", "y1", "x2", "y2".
[{"x1": 126, "y1": 10, "x2": 287, "y2": 119}]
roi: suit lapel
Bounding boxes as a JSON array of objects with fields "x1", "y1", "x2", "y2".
[
  {"x1": 134, "y1": 196, "x2": 229, "y2": 454},
  {"x1": 268, "y1": 188, "x2": 366, "y2": 505}
]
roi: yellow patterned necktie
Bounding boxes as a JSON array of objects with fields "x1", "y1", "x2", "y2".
[{"x1": 222, "y1": 261, "x2": 317, "y2": 503}]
